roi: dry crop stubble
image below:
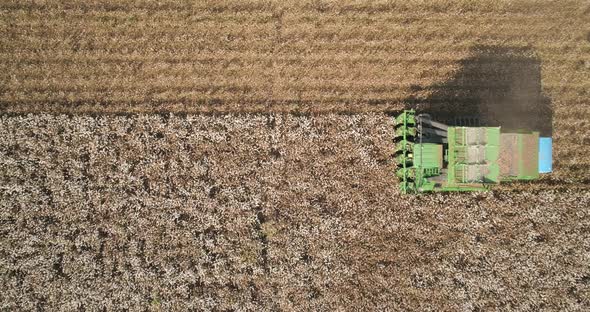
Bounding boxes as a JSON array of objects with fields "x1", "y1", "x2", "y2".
[{"x1": 0, "y1": 0, "x2": 588, "y2": 113}]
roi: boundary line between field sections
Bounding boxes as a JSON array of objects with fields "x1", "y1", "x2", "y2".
[{"x1": 0, "y1": 110, "x2": 403, "y2": 118}]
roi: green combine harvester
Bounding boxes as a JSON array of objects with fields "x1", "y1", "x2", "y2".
[{"x1": 394, "y1": 110, "x2": 552, "y2": 193}]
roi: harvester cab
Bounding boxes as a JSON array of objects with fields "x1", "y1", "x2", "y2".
[{"x1": 394, "y1": 110, "x2": 552, "y2": 193}]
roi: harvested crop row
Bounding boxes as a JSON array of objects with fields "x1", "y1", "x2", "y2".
[
  {"x1": 0, "y1": 0, "x2": 588, "y2": 113},
  {"x1": 1, "y1": 114, "x2": 589, "y2": 310}
]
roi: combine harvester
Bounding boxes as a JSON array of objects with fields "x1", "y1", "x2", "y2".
[{"x1": 394, "y1": 110, "x2": 552, "y2": 193}]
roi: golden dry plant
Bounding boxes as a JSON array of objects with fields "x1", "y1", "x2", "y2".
[{"x1": 0, "y1": 0, "x2": 588, "y2": 114}]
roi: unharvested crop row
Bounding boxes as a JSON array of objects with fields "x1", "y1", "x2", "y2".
[{"x1": 1, "y1": 113, "x2": 588, "y2": 310}]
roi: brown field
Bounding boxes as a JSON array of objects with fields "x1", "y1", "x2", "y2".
[
  {"x1": 1, "y1": 114, "x2": 589, "y2": 310},
  {"x1": 1, "y1": 0, "x2": 589, "y2": 114},
  {"x1": 1, "y1": 0, "x2": 589, "y2": 179},
  {"x1": 1, "y1": 1, "x2": 590, "y2": 310}
]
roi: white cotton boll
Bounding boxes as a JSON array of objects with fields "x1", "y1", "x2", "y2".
[{"x1": 1, "y1": 112, "x2": 588, "y2": 311}]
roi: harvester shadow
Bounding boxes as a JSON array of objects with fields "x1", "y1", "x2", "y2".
[{"x1": 404, "y1": 45, "x2": 552, "y2": 136}]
